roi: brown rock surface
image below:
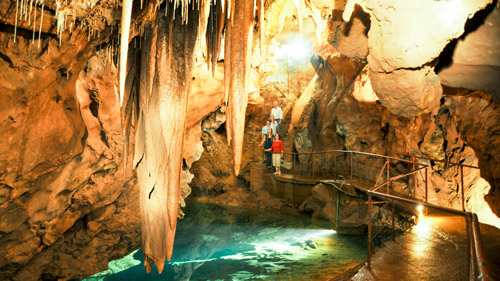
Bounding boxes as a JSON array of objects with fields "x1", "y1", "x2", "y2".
[
  {"x1": 369, "y1": 67, "x2": 442, "y2": 118},
  {"x1": 438, "y1": 4, "x2": 500, "y2": 103},
  {"x1": 190, "y1": 131, "x2": 237, "y2": 196},
  {"x1": 0, "y1": 31, "x2": 141, "y2": 280},
  {"x1": 332, "y1": 6, "x2": 369, "y2": 60},
  {"x1": 341, "y1": 0, "x2": 493, "y2": 117},
  {"x1": 0, "y1": 0, "x2": 499, "y2": 279},
  {"x1": 288, "y1": 53, "x2": 500, "y2": 228}
]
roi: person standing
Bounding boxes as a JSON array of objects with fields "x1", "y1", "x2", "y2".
[
  {"x1": 263, "y1": 130, "x2": 274, "y2": 168},
  {"x1": 266, "y1": 134, "x2": 284, "y2": 174},
  {"x1": 269, "y1": 114, "x2": 278, "y2": 136},
  {"x1": 270, "y1": 101, "x2": 283, "y2": 135},
  {"x1": 259, "y1": 119, "x2": 274, "y2": 147}
]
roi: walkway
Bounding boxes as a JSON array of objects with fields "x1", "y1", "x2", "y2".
[
  {"x1": 350, "y1": 211, "x2": 500, "y2": 281},
  {"x1": 271, "y1": 174, "x2": 500, "y2": 280}
]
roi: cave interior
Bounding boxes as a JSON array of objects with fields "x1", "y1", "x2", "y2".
[{"x1": 0, "y1": 0, "x2": 499, "y2": 280}]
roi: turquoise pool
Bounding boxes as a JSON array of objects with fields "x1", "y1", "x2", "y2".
[{"x1": 83, "y1": 202, "x2": 367, "y2": 280}]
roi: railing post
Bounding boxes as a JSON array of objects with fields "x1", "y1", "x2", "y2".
[
  {"x1": 461, "y1": 165, "x2": 465, "y2": 212},
  {"x1": 311, "y1": 154, "x2": 315, "y2": 178},
  {"x1": 336, "y1": 191, "x2": 340, "y2": 233},
  {"x1": 334, "y1": 151, "x2": 337, "y2": 179},
  {"x1": 253, "y1": 141, "x2": 255, "y2": 162},
  {"x1": 425, "y1": 167, "x2": 428, "y2": 203},
  {"x1": 472, "y1": 213, "x2": 492, "y2": 280},
  {"x1": 387, "y1": 161, "x2": 390, "y2": 194},
  {"x1": 412, "y1": 156, "x2": 416, "y2": 197},
  {"x1": 367, "y1": 193, "x2": 372, "y2": 269},
  {"x1": 392, "y1": 199, "x2": 395, "y2": 241},
  {"x1": 350, "y1": 152, "x2": 353, "y2": 181},
  {"x1": 466, "y1": 213, "x2": 474, "y2": 280}
]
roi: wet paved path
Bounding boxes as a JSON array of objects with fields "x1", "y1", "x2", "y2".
[
  {"x1": 351, "y1": 213, "x2": 500, "y2": 281},
  {"x1": 270, "y1": 174, "x2": 500, "y2": 280}
]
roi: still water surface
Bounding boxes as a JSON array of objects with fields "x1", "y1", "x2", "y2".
[{"x1": 83, "y1": 202, "x2": 366, "y2": 280}]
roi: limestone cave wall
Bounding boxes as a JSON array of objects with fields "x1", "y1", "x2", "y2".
[
  {"x1": 289, "y1": 57, "x2": 500, "y2": 228},
  {"x1": 0, "y1": 0, "x2": 499, "y2": 280},
  {"x1": 0, "y1": 31, "x2": 141, "y2": 280}
]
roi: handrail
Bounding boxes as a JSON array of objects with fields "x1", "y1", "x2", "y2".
[
  {"x1": 275, "y1": 149, "x2": 490, "y2": 280},
  {"x1": 373, "y1": 160, "x2": 389, "y2": 189},
  {"x1": 399, "y1": 153, "x2": 480, "y2": 169},
  {"x1": 368, "y1": 189, "x2": 466, "y2": 217},
  {"x1": 371, "y1": 165, "x2": 428, "y2": 193},
  {"x1": 471, "y1": 213, "x2": 493, "y2": 281},
  {"x1": 283, "y1": 149, "x2": 426, "y2": 166}
]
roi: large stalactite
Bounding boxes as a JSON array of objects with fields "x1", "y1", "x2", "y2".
[
  {"x1": 224, "y1": 0, "x2": 255, "y2": 176},
  {"x1": 133, "y1": 2, "x2": 199, "y2": 274}
]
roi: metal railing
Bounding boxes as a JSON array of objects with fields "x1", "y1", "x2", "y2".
[{"x1": 254, "y1": 147, "x2": 492, "y2": 281}]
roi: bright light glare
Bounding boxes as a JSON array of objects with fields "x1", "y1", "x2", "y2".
[
  {"x1": 281, "y1": 42, "x2": 310, "y2": 61},
  {"x1": 417, "y1": 205, "x2": 423, "y2": 214},
  {"x1": 412, "y1": 215, "x2": 432, "y2": 257}
]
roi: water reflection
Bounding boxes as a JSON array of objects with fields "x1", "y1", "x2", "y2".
[{"x1": 84, "y1": 203, "x2": 366, "y2": 281}]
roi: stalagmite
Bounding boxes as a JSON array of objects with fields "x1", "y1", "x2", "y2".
[
  {"x1": 119, "y1": 0, "x2": 133, "y2": 107},
  {"x1": 134, "y1": 2, "x2": 199, "y2": 274},
  {"x1": 225, "y1": 0, "x2": 254, "y2": 176}
]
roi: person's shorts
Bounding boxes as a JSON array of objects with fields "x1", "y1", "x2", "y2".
[{"x1": 272, "y1": 153, "x2": 281, "y2": 166}]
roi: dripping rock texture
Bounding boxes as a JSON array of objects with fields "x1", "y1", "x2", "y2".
[
  {"x1": 133, "y1": 3, "x2": 199, "y2": 274},
  {"x1": 225, "y1": 0, "x2": 255, "y2": 176}
]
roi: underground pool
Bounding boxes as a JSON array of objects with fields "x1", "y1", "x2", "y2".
[{"x1": 82, "y1": 202, "x2": 367, "y2": 280}]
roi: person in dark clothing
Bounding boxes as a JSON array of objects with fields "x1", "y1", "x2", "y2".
[{"x1": 263, "y1": 130, "x2": 274, "y2": 168}]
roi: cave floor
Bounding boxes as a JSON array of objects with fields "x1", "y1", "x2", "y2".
[{"x1": 351, "y1": 211, "x2": 500, "y2": 281}]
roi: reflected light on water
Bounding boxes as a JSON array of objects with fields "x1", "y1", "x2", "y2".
[{"x1": 82, "y1": 202, "x2": 364, "y2": 281}]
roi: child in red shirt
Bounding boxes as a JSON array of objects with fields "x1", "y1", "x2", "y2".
[{"x1": 265, "y1": 134, "x2": 283, "y2": 174}]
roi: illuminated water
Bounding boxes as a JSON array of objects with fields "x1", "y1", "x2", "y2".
[{"x1": 83, "y1": 203, "x2": 367, "y2": 281}]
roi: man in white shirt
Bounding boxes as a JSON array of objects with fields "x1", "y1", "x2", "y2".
[
  {"x1": 270, "y1": 101, "x2": 283, "y2": 134},
  {"x1": 269, "y1": 115, "x2": 278, "y2": 135}
]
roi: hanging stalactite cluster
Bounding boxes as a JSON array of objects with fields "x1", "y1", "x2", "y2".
[
  {"x1": 10, "y1": 0, "x2": 117, "y2": 47},
  {"x1": 224, "y1": 0, "x2": 255, "y2": 176},
  {"x1": 133, "y1": 1, "x2": 199, "y2": 273},
  {"x1": 113, "y1": 0, "x2": 265, "y2": 274}
]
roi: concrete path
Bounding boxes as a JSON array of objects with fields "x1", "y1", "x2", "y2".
[{"x1": 351, "y1": 212, "x2": 500, "y2": 281}]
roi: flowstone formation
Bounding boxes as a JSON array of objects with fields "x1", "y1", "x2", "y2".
[
  {"x1": 132, "y1": 3, "x2": 199, "y2": 273},
  {"x1": 341, "y1": 0, "x2": 493, "y2": 117},
  {"x1": 0, "y1": 31, "x2": 140, "y2": 280},
  {"x1": 287, "y1": 49, "x2": 500, "y2": 228}
]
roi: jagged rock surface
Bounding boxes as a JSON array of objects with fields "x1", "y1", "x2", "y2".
[
  {"x1": 437, "y1": 3, "x2": 500, "y2": 103},
  {"x1": 288, "y1": 53, "x2": 500, "y2": 227},
  {"x1": 0, "y1": 32, "x2": 141, "y2": 280},
  {"x1": 341, "y1": 0, "x2": 493, "y2": 117}
]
